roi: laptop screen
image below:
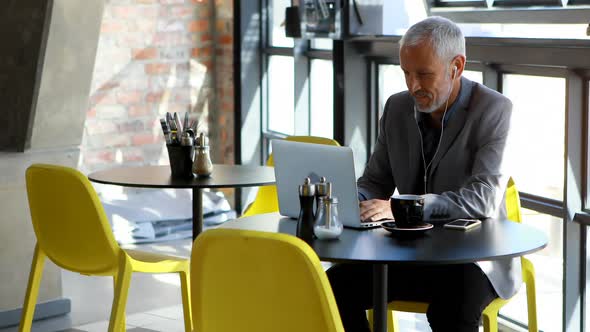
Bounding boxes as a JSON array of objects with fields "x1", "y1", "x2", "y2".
[{"x1": 272, "y1": 139, "x2": 363, "y2": 227}]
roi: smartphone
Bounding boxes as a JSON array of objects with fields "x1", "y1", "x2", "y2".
[{"x1": 443, "y1": 219, "x2": 481, "y2": 231}]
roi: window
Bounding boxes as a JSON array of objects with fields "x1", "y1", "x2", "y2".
[
  {"x1": 429, "y1": 0, "x2": 590, "y2": 29},
  {"x1": 269, "y1": 0, "x2": 293, "y2": 48},
  {"x1": 462, "y1": 70, "x2": 483, "y2": 84},
  {"x1": 502, "y1": 74, "x2": 565, "y2": 201},
  {"x1": 310, "y1": 59, "x2": 334, "y2": 138},
  {"x1": 500, "y1": 208, "x2": 563, "y2": 332},
  {"x1": 377, "y1": 65, "x2": 406, "y2": 119},
  {"x1": 267, "y1": 55, "x2": 295, "y2": 135},
  {"x1": 311, "y1": 38, "x2": 333, "y2": 50},
  {"x1": 587, "y1": 80, "x2": 590, "y2": 210},
  {"x1": 262, "y1": 0, "x2": 334, "y2": 158}
]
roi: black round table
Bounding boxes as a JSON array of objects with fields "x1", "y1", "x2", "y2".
[
  {"x1": 220, "y1": 212, "x2": 548, "y2": 332},
  {"x1": 88, "y1": 164, "x2": 275, "y2": 239}
]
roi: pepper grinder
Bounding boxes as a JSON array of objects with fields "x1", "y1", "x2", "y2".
[
  {"x1": 193, "y1": 132, "x2": 213, "y2": 177},
  {"x1": 296, "y1": 177, "x2": 316, "y2": 245},
  {"x1": 315, "y1": 177, "x2": 329, "y2": 216}
]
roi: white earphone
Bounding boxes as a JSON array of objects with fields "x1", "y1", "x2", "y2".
[{"x1": 415, "y1": 64, "x2": 458, "y2": 193}]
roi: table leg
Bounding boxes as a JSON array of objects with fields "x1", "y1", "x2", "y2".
[
  {"x1": 373, "y1": 264, "x2": 388, "y2": 332},
  {"x1": 192, "y1": 188, "x2": 203, "y2": 240}
]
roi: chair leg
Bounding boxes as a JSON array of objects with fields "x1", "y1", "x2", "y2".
[
  {"x1": 179, "y1": 270, "x2": 192, "y2": 332},
  {"x1": 525, "y1": 276, "x2": 538, "y2": 332},
  {"x1": 109, "y1": 255, "x2": 132, "y2": 332},
  {"x1": 19, "y1": 244, "x2": 46, "y2": 332},
  {"x1": 482, "y1": 314, "x2": 496, "y2": 332},
  {"x1": 482, "y1": 306, "x2": 499, "y2": 332}
]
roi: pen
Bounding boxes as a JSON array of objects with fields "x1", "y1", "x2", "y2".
[
  {"x1": 173, "y1": 112, "x2": 182, "y2": 134},
  {"x1": 166, "y1": 112, "x2": 173, "y2": 129},
  {"x1": 160, "y1": 118, "x2": 172, "y2": 145},
  {"x1": 183, "y1": 112, "x2": 189, "y2": 134}
]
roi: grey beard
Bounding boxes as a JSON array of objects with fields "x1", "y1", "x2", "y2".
[{"x1": 414, "y1": 83, "x2": 453, "y2": 114}]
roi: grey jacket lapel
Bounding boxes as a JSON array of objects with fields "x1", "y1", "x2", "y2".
[{"x1": 428, "y1": 99, "x2": 469, "y2": 179}]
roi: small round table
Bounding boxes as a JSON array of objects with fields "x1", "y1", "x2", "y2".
[
  {"x1": 88, "y1": 164, "x2": 275, "y2": 239},
  {"x1": 220, "y1": 212, "x2": 548, "y2": 332}
]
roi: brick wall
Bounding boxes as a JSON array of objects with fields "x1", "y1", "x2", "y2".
[{"x1": 80, "y1": 0, "x2": 234, "y2": 174}]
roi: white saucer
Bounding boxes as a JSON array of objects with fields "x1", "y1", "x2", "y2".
[{"x1": 381, "y1": 222, "x2": 434, "y2": 234}]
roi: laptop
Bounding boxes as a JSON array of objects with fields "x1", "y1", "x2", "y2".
[{"x1": 272, "y1": 139, "x2": 384, "y2": 229}]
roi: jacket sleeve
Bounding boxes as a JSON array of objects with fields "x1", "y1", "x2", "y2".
[
  {"x1": 424, "y1": 97, "x2": 513, "y2": 221},
  {"x1": 357, "y1": 96, "x2": 396, "y2": 201}
]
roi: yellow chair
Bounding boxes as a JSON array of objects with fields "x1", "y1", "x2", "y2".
[
  {"x1": 20, "y1": 164, "x2": 192, "y2": 332},
  {"x1": 368, "y1": 177, "x2": 538, "y2": 332},
  {"x1": 241, "y1": 136, "x2": 340, "y2": 217},
  {"x1": 190, "y1": 228, "x2": 344, "y2": 332}
]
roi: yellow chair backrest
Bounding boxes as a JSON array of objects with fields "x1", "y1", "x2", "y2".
[
  {"x1": 505, "y1": 177, "x2": 522, "y2": 223},
  {"x1": 241, "y1": 136, "x2": 340, "y2": 217},
  {"x1": 191, "y1": 228, "x2": 344, "y2": 332},
  {"x1": 265, "y1": 136, "x2": 341, "y2": 167},
  {"x1": 26, "y1": 164, "x2": 120, "y2": 274}
]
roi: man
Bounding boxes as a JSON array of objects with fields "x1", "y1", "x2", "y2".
[{"x1": 327, "y1": 17, "x2": 517, "y2": 332}]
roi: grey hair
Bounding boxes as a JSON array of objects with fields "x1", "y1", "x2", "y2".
[{"x1": 399, "y1": 16, "x2": 465, "y2": 63}]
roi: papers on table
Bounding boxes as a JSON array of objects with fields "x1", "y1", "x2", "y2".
[{"x1": 100, "y1": 188, "x2": 235, "y2": 244}]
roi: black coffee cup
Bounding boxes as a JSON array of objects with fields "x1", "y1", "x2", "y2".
[{"x1": 390, "y1": 194, "x2": 424, "y2": 228}]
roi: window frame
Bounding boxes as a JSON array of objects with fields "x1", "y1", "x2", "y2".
[
  {"x1": 427, "y1": 1, "x2": 590, "y2": 24},
  {"x1": 261, "y1": 0, "x2": 334, "y2": 163}
]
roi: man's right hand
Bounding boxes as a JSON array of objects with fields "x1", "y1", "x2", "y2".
[{"x1": 360, "y1": 199, "x2": 393, "y2": 222}]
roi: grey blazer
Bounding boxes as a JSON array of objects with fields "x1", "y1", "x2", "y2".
[{"x1": 358, "y1": 77, "x2": 519, "y2": 299}]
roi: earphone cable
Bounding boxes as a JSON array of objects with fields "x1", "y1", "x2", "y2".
[{"x1": 416, "y1": 76, "x2": 454, "y2": 194}]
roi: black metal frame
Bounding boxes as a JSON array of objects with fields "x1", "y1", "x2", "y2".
[
  {"x1": 434, "y1": 0, "x2": 488, "y2": 7},
  {"x1": 492, "y1": 0, "x2": 562, "y2": 6}
]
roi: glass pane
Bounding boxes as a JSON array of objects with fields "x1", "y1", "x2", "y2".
[
  {"x1": 378, "y1": 65, "x2": 407, "y2": 119},
  {"x1": 311, "y1": 38, "x2": 333, "y2": 50},
  {"x1": 588, "y1": 82, "x2": 590, "y2": 209},
  {"x1": 269, "y1": 0, "x2": 294, "y2": 48},
  {"x1": 500, "y1": 208, "x2": 563, "y2": 332},
  {"x1": 462, "y1": 70, "x2": 483, "y2": 84},
  {"x1": 310, "y1": 59, "x2": 333, "y2": 138},
  {"x1": 460, "y1": 23, "x2": 590, "y2": 40},
  {"x1": 502, "y1": 74, "x2": 565, "y2": 200},
  {"x1": 585, "y1": 225, "x2": 590, "y2": 332},
  {"x1": 267, "y1": 56, "x2": 294, "y2": 134}
]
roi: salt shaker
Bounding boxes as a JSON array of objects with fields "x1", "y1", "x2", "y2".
[
  {"x1": 193, "y1": 132, "x2": 213, "y2": 177},
  {"x1": 297, "y1": 177, "x2": 316, "y2": 245},
  {"x1": 313, "y1": 196, "x2": 343, "y2": 240}
]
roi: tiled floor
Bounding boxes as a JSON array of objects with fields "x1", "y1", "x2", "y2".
[
  {"x1": 64, "y1": 304, "x2": 187, "y2": 332},
  {"x1": 0, "y1": 238, "x2": 194, "y2": 332}
]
